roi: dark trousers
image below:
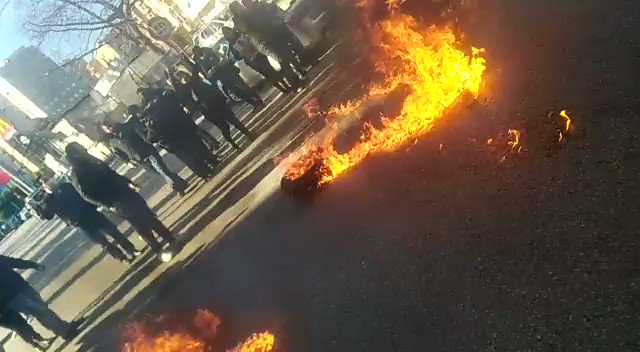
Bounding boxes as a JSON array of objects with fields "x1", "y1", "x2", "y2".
[
  {"x1": 141, "y1": 151, "x2": 186, "y2": 190},
  {"x1": 218, "y1": 69, "x2": 263, "y2": 107},
  {"x1": 247, "y1": 54, "x2": 299, "y2": 92},
  {"x1": 112, "y1": 189, "x2": 174, "y2": 253},
  {"x1": 204, "y1": 105, "x2": 254, "y2": 149},
  {"x1": 1, "y1": 309, "x2": 49, "y2": 348},
  {"x1": 79, "y1": 211, "x2": 136, "y2": 260},
  {"x1": 6, "y1": 287, "x2": 70, "y2": 337},
  {"x1": 167, "y1": 135, "x2": 217, "y2": 179}
]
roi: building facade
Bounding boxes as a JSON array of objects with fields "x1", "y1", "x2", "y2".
[{"x1": 0, "y1": 47, "x2": 92, "y2": 120}]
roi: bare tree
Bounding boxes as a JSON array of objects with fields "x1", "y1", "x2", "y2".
[{"x1": 21, "y1": 0, "x2": 165, "y2": 61}]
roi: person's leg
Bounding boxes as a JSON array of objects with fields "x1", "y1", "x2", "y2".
[
  {"x1": 198, "y1": 128, "x2": 221, "y2": 150},
  {"x1": 223, "y1": 107, "x2": 255, "y2": 140},
  {"x1": 4, "y1": 310, "x2": 52, "y2": 349},
  {"x1": 150, "y1": 216, "x2": 176, "y2": 244},
  {"x1": 116, "y1": 195, "x2": 164, "y2": 253},
  {"x1": 92, "y1": 212, "x2": 138, "y2": 256},
  {"x1": 7, "y1": 287, "x2": 72, "y2": 337},
  {"x1": 209, "y1": 116, "x2": 240, "y2": 149},
  {"x1": 146, "y1": 152, "x2": 187, "y2": 191},
  {"x1": 226, "y1": 73, "x2": 264, "y2": 109},
  {"x1": 79, "y1": 221, "x2": 129, "y2": 262},
  {"x1": 249, "y1": 55, "x2": 291, "y2": 92},
  {"x1": 279, "y1": 61, "x2": 303, "y2": 90}
]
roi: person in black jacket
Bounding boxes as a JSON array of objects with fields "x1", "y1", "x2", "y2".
[
  {"x1": 0, "y1": 308, "x2": 54, "y2": 351},
  {"x1": 193, "y1": 46, "x2": 265, "y2": 112},
  {"x1": 173, "y1": 68, "x2": 255, "y2": 150},
  {"x1": 142, "y1": 88, "x2": 219, "y2": 179},
  {"x1": 40, "y1": 181, "x2": 140, "y2": 263},
  {"x1": 65, "y1": 143, "x2": 176, "y2": 255},
  {"x1": 100, "y1": 114, "x2": 188, "y2": 194},
  {"x1": 0, "y1": 255, "x2": 82, "y2": 341},
  {"x1": 222, "y1": 26, "x2": 300, "y2": 93}
]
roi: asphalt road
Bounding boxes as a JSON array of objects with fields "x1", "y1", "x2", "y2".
[{"x1": 4, "y1": 0, "x2": 640, "y2": 351}]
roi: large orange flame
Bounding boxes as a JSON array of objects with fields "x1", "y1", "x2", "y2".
[
  {"x1": 284, "y1": 10, "x2": 487, "y2": 186},
  {"x1": 122, "y1": 309, "x2": 274, "y2": 352}
]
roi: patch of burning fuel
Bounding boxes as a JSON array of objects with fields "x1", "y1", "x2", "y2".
[
  {"x1": 121, "y1": 309, "x2": 275, "y2": 352},
  {"x1": 280, "y1": 9, "x2": 487, "y2": 197}
]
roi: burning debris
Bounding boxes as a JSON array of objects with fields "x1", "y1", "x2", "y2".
[
  {"x1": 121, "y1": 309, "x2": 274, "y2": 352},
  {"x1": 281, "y1": 4, "x2": 487, "y2": 196},
  {"x1": 302, "y1": 98, "x2": 322, "y2": 120},
  {"x1": 486, "y1": 129, "x2": 525, "y2": 164}
]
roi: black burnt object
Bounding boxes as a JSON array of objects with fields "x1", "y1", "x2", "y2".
[{"x1": 280, "y1": 158, "x2": 325, "y2": 198}]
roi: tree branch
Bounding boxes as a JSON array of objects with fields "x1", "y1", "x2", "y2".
[{"x1": 0, "y1": 0, "x2": 11, "y2": 19}]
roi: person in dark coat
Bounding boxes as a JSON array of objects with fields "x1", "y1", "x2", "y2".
[
  {"x1": 40, "y1": 181, "x2": 140, "y2": 263},
  {"x1": 175, "y1": 68, "x2": 256, "y2": 150},
  {"x1": 65, "y1": 143, "x2": 176, "y2": 255},
  {"x1": 141, "y1": 89, "x2": 219, "y2": 179},
  {"x1": 222, "y1": 26, "x2": 300, "y2": 93},
  {"x1": 193, "y1": 46, "x2": 265, "y2": 112},
  {"x1": 0, "y1": 308, "x2": 55, "y2": 351},
  {"x1": 0, "y1": 255, "x2": 82, "y2": 341},
  {"x1": 100, "y1": 114, "x2": 188, "y2": 194},
  {"x1": 230, "y1": 1, "x2": 309, "y2": 77}
]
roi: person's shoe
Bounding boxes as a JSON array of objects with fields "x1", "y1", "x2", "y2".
[
  {"x1": 63, "y1": 318, "x2": 86, "y2": 340},
  {"x1": 252, "y1": 102, "x2": 266, "y2": 113},
  {"x1": 32, "y1": 337, "x2": 54, "y2": 351}
]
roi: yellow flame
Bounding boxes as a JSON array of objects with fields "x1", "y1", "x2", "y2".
[
  {"x1": 232, "y1": 332, "x2": 275, "y2": 352},
  {"x1": 559, "y1": 109, "x2": 572, "y2": 132},
  {"x1": 507, "y1": 129, "x2": 520, "y2": 150},
  {"x1": 285, "y1": 13, "x2": 487, "y2": 185}
]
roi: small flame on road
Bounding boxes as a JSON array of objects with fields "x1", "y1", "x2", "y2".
[
  {"x1": 507, "y1": 129, "x2": 521, "y2": 150},
  {"x1": 559, "y1": 109, "x2": 572, "y2": 132},
  {"x1": 122, "y1": 309, "x2": 274, "y2": 352},
  {"x1": 303, "y1": 98, "x2": 322, "y2": 119}
]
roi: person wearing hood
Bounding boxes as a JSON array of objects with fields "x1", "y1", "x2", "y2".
[
  {"x1": 65, "y1": 143, "x2": 176, "y2": 256},
  {"x1": 140, "y1": 88, "x2": 219, "y2": 180},
  {"x1": 100, "y1": 112, "x2": 188, "y2": 194},
  {"x1": 40, "y1": 181, "x2": 140, "y2": 263},
  {"x1": 193, "y1": 45, "x2": 265, "y2": 113},
  {"x1": 174, "y1": 67, "x2": 256, "y2": 150}
]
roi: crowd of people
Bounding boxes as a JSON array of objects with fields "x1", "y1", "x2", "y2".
[{"x1": 0, "y1": 0, "x2": 324, "y2": 349}]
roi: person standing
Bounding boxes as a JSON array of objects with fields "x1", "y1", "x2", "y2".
[
  {"x1": 222, "y1": 26, "x2": 300, "y2": 93},
  {"x1": 181, "y1": 68, "x2": 256, "y2": 150},
  {"x1": 100, "y1": 115, "x2": 188, "y2": 194},
  {"x1": 230, "y1": 1, "x2": 309, "y2": 77},
  {"x1": 193, "y1": 46, "x2": 265, "y2": 112},
  {"x1": 65, "y1": 143, "x2": 176, "y2": 256},
  {"x1": 142, "y1": 89, "x2": 219, "y2": 179},
  {"x1": 40, "y1": 181, "x2": 140, "y2": 263},
  {"x1": 0, "y1": 255, "x2": 83, "y2": 342}
]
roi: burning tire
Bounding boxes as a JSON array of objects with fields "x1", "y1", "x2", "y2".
[{"x1": 280, "y1": 158, "x2": 324, "y2": 198}]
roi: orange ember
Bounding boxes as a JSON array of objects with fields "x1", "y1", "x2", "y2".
[
  {"x1": 283, "y1": 10, "x2": 487, "y2": 186},
  {"x1": 122, "y1": 309, "x2": 274, "y2": 352}
]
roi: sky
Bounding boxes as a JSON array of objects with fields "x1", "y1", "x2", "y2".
[
  {"x1": 0, "y1": 4, "x2": 29, "y2": 60},
  {"x1": 0, "y1": 1, "x2": 88, "y2": 62}
]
